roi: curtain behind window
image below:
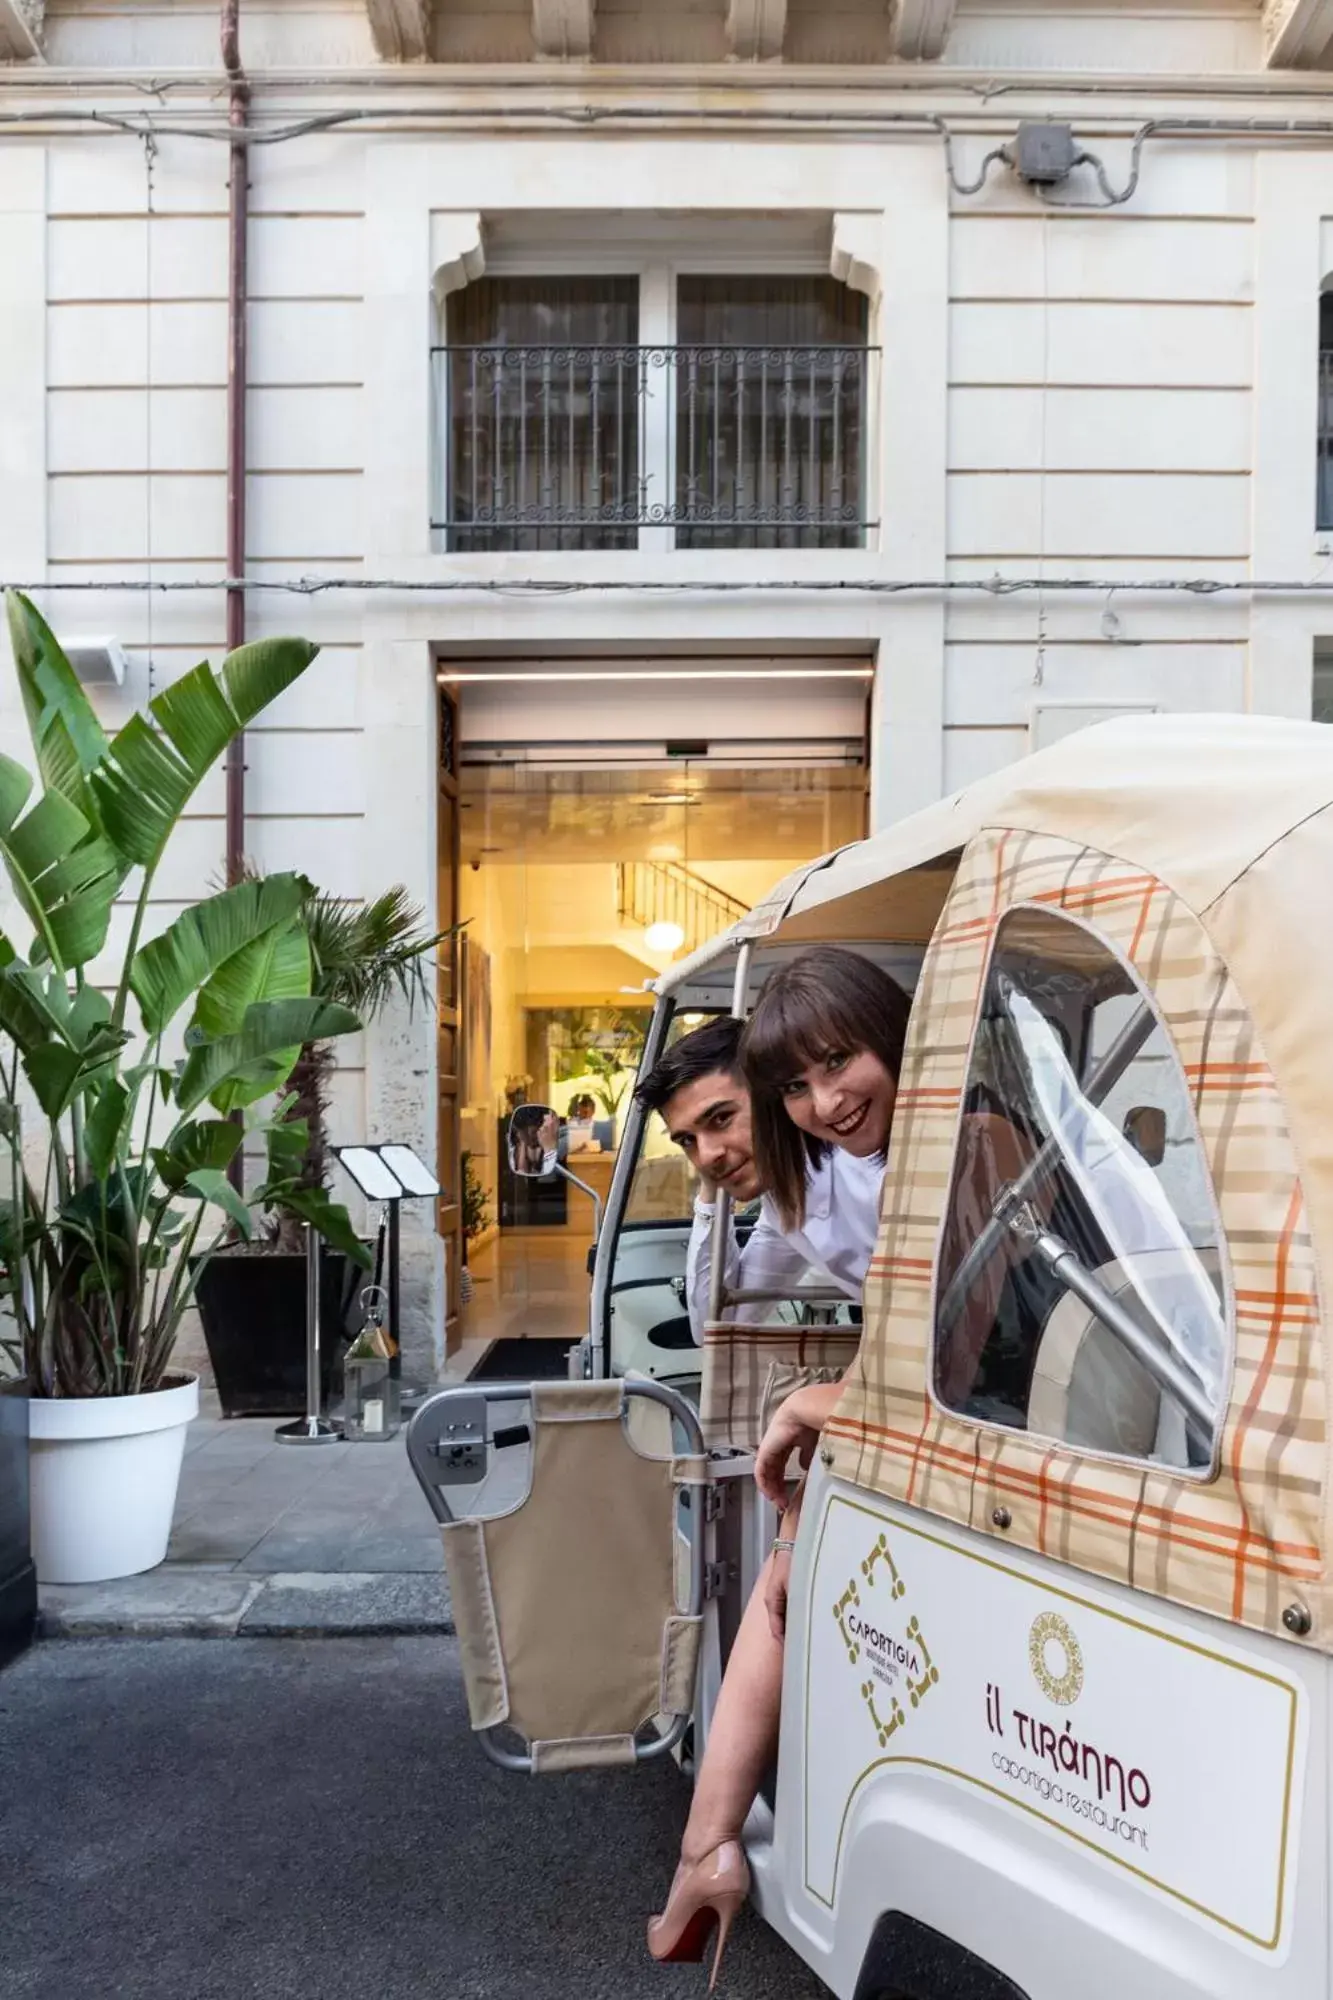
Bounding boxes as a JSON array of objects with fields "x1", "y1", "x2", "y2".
[
  {"x1": 674, "y1": 276, "x2": 869, "y2": 550},
  {"x1": 1312, "y1": 290, "x2": 1320, "y2": 536},
  {"x1": 447, "y1": 277, "x2": 640, "y2": 552}
]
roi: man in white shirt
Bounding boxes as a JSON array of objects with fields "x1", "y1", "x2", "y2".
[{"x1": 635, "y1": 1017, "x2": 877, "y2": 1342}]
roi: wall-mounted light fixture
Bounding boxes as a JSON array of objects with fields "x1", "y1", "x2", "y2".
[
  {"x1": 60, "y1": 637, "x2": 128, "y2": 687},
  {"x1": 644, "y1": 921, "x2": 686, "y2": 955}
]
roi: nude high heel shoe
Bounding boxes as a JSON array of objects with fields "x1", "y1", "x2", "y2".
[{"x1": 646, "y1": 1839, "x2": 750, "y2": 1992}]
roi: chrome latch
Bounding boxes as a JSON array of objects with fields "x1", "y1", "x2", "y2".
[
  {"x1": 426, "y1": 1394, "x2": 488, "y2": 1482},
  {"x1": 704, "y1": 1561, "x2": 734, "y2": 1601}
]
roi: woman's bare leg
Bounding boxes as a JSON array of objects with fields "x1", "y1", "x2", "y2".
[{"x1": 678, "y1": 1552, "x2": 785, "y2": 1867}]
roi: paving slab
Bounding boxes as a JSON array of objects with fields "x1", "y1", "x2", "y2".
[
  {"x1": 36, "y1": 1407, "x2": 488, "y2": 1638},
  {"x1": 39, "y1": 1570, "x2": 266, "y2": 1639},
  {"x1": 40, "y1": 1567, "x2": 453, "y2": 1639},
  {"x1": 238, "y1": 1570, "x2": 452, "y2": 1636}
]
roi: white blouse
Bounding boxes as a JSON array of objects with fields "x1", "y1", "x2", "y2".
[{"x1": 684, "y1": 1147, "x2": 884, "y2": 1343}]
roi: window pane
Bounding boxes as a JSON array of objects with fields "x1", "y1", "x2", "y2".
[
  {"x1": 1312, "y1": 294, "x2": 1320, "y2": 532},
  {"x1": 933, "y1": 907, "x2": 1229, "y2": 1473},
  {"x1": 674, "y1": 276, "x2": 869, "y2": 552},
  {"x1": 446, "y1": 277, "x2": 640, "y2": 553},
  {"x1": 1314, "y1": 645, "x2": 1333, "y2": 724}
]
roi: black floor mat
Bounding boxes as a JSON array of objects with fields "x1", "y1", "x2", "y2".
[{"x1": 469, "y1": 1338, "x2": 577, "y2": 1382}]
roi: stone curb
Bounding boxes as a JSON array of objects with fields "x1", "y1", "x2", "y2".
[{"x1": 39, "y1": 1570, "x2": 453, "y2": 1641}]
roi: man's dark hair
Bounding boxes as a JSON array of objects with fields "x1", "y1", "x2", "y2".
[{"x1": 635, "y1": 1016, "x2": 745, "y2": 1118}]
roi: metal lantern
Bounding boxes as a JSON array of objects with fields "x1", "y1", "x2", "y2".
[{"x1": 342, "y1": 1286, "x2": 400, "y2": 1442}]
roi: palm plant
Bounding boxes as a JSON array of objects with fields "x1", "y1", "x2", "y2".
[
  {"x1": 265, "y1": 886, "x2": 446, "y2": 1253},
  {"x1": 0, "y1": 591, "x2": 369, "y2": 1399}
]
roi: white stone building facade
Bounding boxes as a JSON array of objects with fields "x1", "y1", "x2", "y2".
[{"x1": 4, "y1": 0, "x2": 1333, "y2": 1370}]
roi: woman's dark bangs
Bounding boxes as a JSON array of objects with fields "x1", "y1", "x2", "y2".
[{"x1": 744, "y1": 975, "x2": 864, "y2": 1086}]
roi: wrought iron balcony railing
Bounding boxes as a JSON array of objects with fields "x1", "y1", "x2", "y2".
[
  {"x1": 433, "y1": 343, "x2": 877, "y2": 551},
  {"x1": 1312, "y1": 350, "x2": 1320, "y2": 532}
]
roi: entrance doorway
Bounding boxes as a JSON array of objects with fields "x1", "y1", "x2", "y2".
[{"x1": 436, "y1": 650, "x2": 871, "y2": 1361}]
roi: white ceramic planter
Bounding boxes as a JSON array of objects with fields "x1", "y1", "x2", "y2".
[{"x1": 28, "y1": 1375, "x2": 199, "y2": 1585}]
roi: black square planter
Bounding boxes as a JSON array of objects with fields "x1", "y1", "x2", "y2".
[
  {"x1": 193, "y1": 1249, "x2": 363, "y2": 1420},
  {"x1": 0, "y1": 1381, "x2": 37, "y2": 1669}
]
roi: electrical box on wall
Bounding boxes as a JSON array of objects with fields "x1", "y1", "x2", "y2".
[{"x1": 1014, "y1": 123, "x2": 1076, "y2": 185}]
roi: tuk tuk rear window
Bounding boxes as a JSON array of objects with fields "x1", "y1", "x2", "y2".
[{"x1": 932, "y1": 905, "x2": 1230, "y2": 1475}]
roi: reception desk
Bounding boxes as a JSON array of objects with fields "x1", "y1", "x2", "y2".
[{"x1": 562, "y1": 1146, "x2": 617, "y2": 1233}]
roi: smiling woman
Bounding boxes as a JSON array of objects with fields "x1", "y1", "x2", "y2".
[{"x1": 742, "y1": 947, "x2": 913, "y2": 1233}]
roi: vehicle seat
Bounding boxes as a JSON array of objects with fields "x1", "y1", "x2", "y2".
[
  {"x1": 421, "y1": 1379, "x2": 707, "y2": 1774},
  {"x1": 1027, "y1": 1249, "x2": 1222, "y2": 1461},
  {"x1": 700, "y1": 1319, "x2": 860, "y2": 1451}
]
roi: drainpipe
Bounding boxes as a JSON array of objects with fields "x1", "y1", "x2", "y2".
[{"x1": 222, "y1": 0, "x2": 248, "y2": 888}]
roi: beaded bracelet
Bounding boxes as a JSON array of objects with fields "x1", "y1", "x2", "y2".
[{"x1": 772, "y1": 1537, "x2": 796, "y2": 1555}]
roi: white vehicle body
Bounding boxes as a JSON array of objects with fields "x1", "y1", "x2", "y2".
[{"x1": 416, "y1": 715, "x2": 1333, "y2": 2000}]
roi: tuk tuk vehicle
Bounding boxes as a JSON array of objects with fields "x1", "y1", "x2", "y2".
[{"x1": 409, "y1": 714, "x2": 1333, "y2": 1998}]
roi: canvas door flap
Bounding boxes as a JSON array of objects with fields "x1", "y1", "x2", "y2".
[
  {"x1": 701, "y1": 1319, "x2": 860, "y2": 1451},
  {"x1": 438, "y1": 1519, "x2": 509, "y2": 1731},
  {"x1": 530, "y1": 1735, "x2": 638, "y2": 1775},
  {"x1": 532, "y1": 1380, "x2": 623, "y2": 1422},
  {"x1": 670, "y1": 1454, "x2": 710, "y2": 1486},
  {"x1": 485, "y1": 1403, "x2": 680, "y2": 1746},
  {"x1": 660, "y1": 1614, "x2": 702, "y2": 1715}
]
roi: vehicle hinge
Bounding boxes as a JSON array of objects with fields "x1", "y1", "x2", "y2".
[
  {"x1": 703, "y1": 1484, "x2": 727, "y2": 1524},
  {"x1": 704, "y1": 1561, "x2": 734, "y2": 1601}
]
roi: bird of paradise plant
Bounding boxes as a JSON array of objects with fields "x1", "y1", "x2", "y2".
[{"x1": 0, "y1": 591, "x2": 370, "y2": 1400}]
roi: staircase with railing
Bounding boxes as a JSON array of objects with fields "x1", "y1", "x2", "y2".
[{"x1": 616, "y1": 860, "x2": 747, "y2": 960}]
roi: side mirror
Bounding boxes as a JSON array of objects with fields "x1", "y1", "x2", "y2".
[
  {"x1": 508, "y1": 1105, "x2": 561, "y2": 1179},
  {"x1": 1123, "y1": 1105, "x2": 1166, "y2": 1168}
]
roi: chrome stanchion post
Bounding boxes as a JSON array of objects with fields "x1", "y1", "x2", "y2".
[{"x1": 275, "y1": 1223, "x2": 341, "y2": 1445}]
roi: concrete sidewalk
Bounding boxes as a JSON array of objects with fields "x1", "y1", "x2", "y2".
[
  {"x1": 39, "y1": 1413, "x2": 456, "y2": 1639},
  {"x1": 38, "y1": 1352, "x2": 533, "y2": 1640}
]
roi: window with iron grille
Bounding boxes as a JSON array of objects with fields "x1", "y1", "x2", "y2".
[
  {"x1": 443, "y1": 276, "x2": 641, "y2": 554},
  {"x1": 1314, "y1": 642, "x2": 1333, "y2": 723},
  {"x1": 435, "y1": 272, "x2": 874, "y2": 552},
  {"x1": 1312, "y1": 292, "x2": 1320, "y2": 532},
  {"x1": 672, "y1": 276, "x2": 869, "y2": 551}
]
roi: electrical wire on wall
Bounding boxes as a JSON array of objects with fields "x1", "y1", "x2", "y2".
[
  {"x1": 143, "y1": 127, "x2": 157, "y2": 704},
  {"x1": 8, "y1": 575, "x2": 1333, "y2": 597},
  {"x1": 1033, "y1": 211, "x2": 1051, "y2": 692}
]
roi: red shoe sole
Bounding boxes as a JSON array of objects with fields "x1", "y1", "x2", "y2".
[{"x1": 653, "y1": 1906, "x2": 718, "y2": 1965}]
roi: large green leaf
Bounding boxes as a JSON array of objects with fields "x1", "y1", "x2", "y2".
[
  {"x1": 183, "y1": 1167, "x2": 253, "y2": 1239},
  {"x1": 174, "y1": 997, "x2": 360, "y2": 1116},
  {"x1": 264, "y1": 1116, "x2": 309, "y2": 1184},
  {"x1": 193, "y1": 914, "x2": 311, "y2": 1043},
  {"x1": 0, "y1": 963, "x2": 56, "y2": 1055},
  {"x1": 150, "y1": 1117, "x2": 244, "y2": 1191},
  {"x1": 24, "y1": 1022, "x2": 129, "y2": 1119},
  {"x1": 132, "y1": 873, "x2": 312, "y2": 1036},
  {"x1": 89, "y1": 640, "x2": 319, "y2": 875},
  {"x1": 84, "y1": 1077, "x2": 130, "y2": 1180},
  {"x1": 5, "y1": 591, "x2": 109, "y2": 831},
  {"x1": 0, "y1": 751, "x2": 119, "y2": 973},
  {"x1": 270, "y1": 1184, "x2": 372, "y2": 1268}
]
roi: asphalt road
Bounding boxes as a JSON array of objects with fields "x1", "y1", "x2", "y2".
[{"x1": 0, "y1": 1636, "x2": 828, "y2": 2000}]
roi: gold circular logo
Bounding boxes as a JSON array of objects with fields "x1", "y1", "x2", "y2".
[{"x1": 1029, "y1": 1611, "x2": 1084, "y2": 1707}]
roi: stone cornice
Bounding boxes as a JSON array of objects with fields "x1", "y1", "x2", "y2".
[
  {"x1": 531, "y1": 0, "x2": 595, "y2": 59},
  {"x1": 725, "y1": 0, "x2": 787, "y2": 62},
  {"x1": 888, "y1": 0, "x2": 955, "y2": 62},
  {"x1": 364, "y1": 0, "x2": 431, "y2": 62},
  {"x1": 0, "y1": 0, "x2": 43, "y2": 60},
  {"x1": 1265, "y1": 0, "x2": 1333, "y2": 67}
]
